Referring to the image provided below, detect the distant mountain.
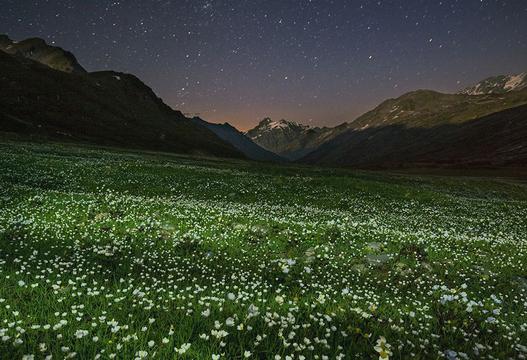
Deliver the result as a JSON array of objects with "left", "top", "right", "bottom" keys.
[
  {"left": 3, "top": 34, "right": 526, "bottom": 168},
  {"left": 341, "top": 89, "right": 527, "bottom": 129},
  {"left": 460, "top": 71, "right": 527, "bottom": 95},
  {"left": 0, "top": 35, "right": 244, "bottom": 159},
  {"left": 245, "top": 118, "right": 349, "bottom": 160},
  {"left": 191, "top": 117, "right": 284, "bottom": 162},
  {"left": 0, "top": 34, "right": 86, "bottom": 74},
  {"left": 246, "top": 71, "right": 527, "bottom": 165},
  {"left": 301, "top": 89, "right": 527, "bottom": 168}
]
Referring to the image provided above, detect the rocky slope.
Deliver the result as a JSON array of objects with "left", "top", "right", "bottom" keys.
[
  {"left": 245, "top": 118, "right": 349, "bottom": 160},
  {"left": 460, "top": 72, "right": 527, "bottom": 95},
  {"left": 0, "top": 34, "right": 86, "bottom": 74},
  {"left": 191, "top": 117, "right": 284, "bottom": 162}
]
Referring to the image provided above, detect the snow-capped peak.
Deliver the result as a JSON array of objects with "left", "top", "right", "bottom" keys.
[
  {"left": 460, "top": 71, "right": 527, "bottom": 95},
  {"left": 256, "top": 118, "right": 309, "bottom": 132},
  {"left": 269, "top": 119, "right": 298, "bottom": 130},
  {"left": 504, "top": 72, "right": 527, "bottom": 91}
]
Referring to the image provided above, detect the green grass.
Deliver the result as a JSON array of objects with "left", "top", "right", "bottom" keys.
[{"left": 0, "top": 141, "right": 526, "bottom": 359}]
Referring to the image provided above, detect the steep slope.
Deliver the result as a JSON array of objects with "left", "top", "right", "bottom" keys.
[
  {"left": 245, "top": 118, "right": 349, "bottom": 160},
  {"left": 460, "top": 72, "right": 527, "bottom": 95},
  {"left": 0, "top": 34, "right": 86, "bottom": 74},
  {"left": 301, "top": 89, "right": 527, "bottom": 168},
  {"left": 302, "top": 104, "right": 527, "bottom": 168},
  {"left": 0, "top": 37, "right": 244, "bottom": 159},
  {"left": 346, "top": 89, "right": 527, "bottom": 130},
  {"left": 191, "top": 117, "right": 285, "bottom": 162}
]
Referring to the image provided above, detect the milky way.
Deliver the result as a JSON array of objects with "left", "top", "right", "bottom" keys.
[{"left": 2, "top": 0, "right": 526, "bottom": 129}]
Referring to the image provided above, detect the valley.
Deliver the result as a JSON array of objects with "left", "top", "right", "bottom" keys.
[
  {"left": 2, "top": 1, "right": 527, "bottom": 359},
  {"left": 2, "top": 34, "right": 527, "bottom": 170}
]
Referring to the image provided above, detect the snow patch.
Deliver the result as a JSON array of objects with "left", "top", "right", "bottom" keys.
[
  {"left": 504, "top": 73, "right": 526, "bottom": 91},
  {"left": 261, "top": 119, "right": 308, "bottom": 132},
  {"left": 269, "top": 121, "right": 290, "bottom": 129},
  {"left": 470, "top": 83, "right": 484, "bottom": 95}
]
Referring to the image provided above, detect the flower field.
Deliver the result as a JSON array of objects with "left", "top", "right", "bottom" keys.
[{"left": 0, "top": 142, "right": 526, "bottom": 359}]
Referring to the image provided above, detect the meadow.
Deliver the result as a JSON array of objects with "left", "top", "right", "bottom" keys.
[{"left": 0, "top": 141, "right": 526, "bottom": 359}]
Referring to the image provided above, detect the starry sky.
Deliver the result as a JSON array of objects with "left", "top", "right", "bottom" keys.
[{"left": 2, "top": 1, "right": 527, "bottom": 130}]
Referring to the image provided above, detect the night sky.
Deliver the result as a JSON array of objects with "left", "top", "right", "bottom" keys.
[{"left": 2, "top": 1, "right": 527, "bottom": 130}]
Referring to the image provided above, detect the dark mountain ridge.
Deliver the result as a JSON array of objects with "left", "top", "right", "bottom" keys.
[
  {"left": 2, "top": 33, "right": 527, "bottom": 168},
  {"left": 0, "top": 35, "right": 244, "bottom": 159},
  {"left": 0, "top": 34, "right": 86, "bottom": 74}
]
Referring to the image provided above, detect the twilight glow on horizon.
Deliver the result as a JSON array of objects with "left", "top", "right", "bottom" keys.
[{"left": 2, "top": 0, "right": 527, "bottom": 130}]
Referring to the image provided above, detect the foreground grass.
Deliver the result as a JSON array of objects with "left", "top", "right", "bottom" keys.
[{"left": 0, "top": 141, "right": 526, "bottom": 359}]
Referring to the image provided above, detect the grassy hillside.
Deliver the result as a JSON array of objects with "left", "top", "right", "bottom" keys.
[
  {"left": 302, "top": 104, "right": 527, "bottom": 168},
  {"left": 302, "top": 88, "right": 527, "bottom": 168},
  {"left": 348, "top": 89, "right": 527, "bottom": 129},
  {"left": 1, "top": 141, "right": 526, "bottom": 359}
]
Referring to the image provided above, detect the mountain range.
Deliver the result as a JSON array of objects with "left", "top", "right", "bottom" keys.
[
  {"left": 459, "top": 72, "right": 527, "bottom": 95},
  {"left": 244, "top": 118, "right": 350, "bottom": 161},
  {"left": 1, "top": 34, "right": 526, "bottom": 169},
  {"left": 246, "top": 72, "right": 527, "bottom": 168},
  {"left": 0, "top": 34, "right": 247, "bottom": 159},
  {"left": 302, "top": 100, "right": 527, "bottom": 168}
]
